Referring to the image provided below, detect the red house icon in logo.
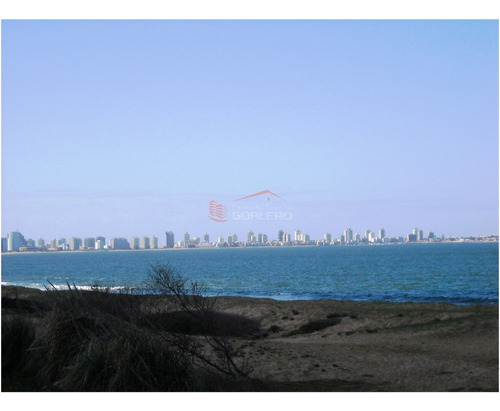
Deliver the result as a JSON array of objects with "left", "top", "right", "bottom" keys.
[{"left": 208, "top": 200, "right": 228, "bottom": 222}]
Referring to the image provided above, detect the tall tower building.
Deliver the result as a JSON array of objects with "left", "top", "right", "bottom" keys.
[
  {"left": 84, "top": 237, "right": 96, "bottom": 249},
  {"left": 294, "top": 229, "right": 302, "bottom": 242},
  {"left": 165, "top": 231, "right": 175, "bottom": 248},
  {"left": 324, "top": 233, "right": 332, "bottom": 244},
  {"left": 278, "top": 229, "right": 284, "bottom": 242},
  {"left": 95, "top": 236, "right": 105, "bottom": 246},
  {"left": 379, "top": 228, "right": 385, "bottom": 240},
  {"left": 203, "top": 232, "right": 210, "bottom": 243},
  {"left": 150, "top": 236, "right": 158, "bottom": 249},
  {"left": 7, "top": 231, "right": 26, "bottom": 251},
  {"left": 69, "top": 237, "right": 82, "bottom": 251},
  {"left": 111, "top": 238, "right": 130, "bottom": 250},
  {"left": 130, "top": 236, "right": 139, "bottom": 250},
  {"left": 344, "top": 228, "right": 353, "bottom": 244},
  {"left": 184, "top": 232, "right": 190, "bottom": 247},
  {"left": 140, "top": 236, "right": 150, "bottom": 249},
  {"left": 247, "top": 230, "right": 254, "bottom": 243}
]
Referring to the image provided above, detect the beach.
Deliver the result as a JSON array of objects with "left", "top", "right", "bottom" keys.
[{"left": 2, "top": 285, "right": 498, "bottom": 391}]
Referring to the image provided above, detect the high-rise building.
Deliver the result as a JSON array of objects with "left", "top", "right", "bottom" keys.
[
  {"left": 283, "top": 233, "right": 290, "bottom": 243},
  {"left": 227, "top": 235, "right": 233, "bottom": 245},
  {"left": 203, "top": 232, "right": 210, "bottom": 243},
  {"left": 38, "top": 238, "right": 46, "bottom": 248},
  {"left": 262, "top": 234, "right": 268, "bottom": 243},
  {"left": 95, "top": 236, "right": 105, "bottom": 246},
  {"left": 354, "top": 233, "right": 361, "bottom": 243},
  {"left": 111, "top": 238, "right": 130, "bottom": 250},
  {"left": 50, "top": 238, "right": 58, "bottom": 249},
  {"left": 340, "top": 234, "right": 346, "bottom": 245},
  {"left": 84, "top": 237, "right": 96, "bottom": 249},
  {"left": 278, "top": 229, "right": 284, "bottom": 242},
  {"left": 344, "top": 228, "right": 353, "bottom": 244},
  {"left": 165, "top": 231, "right": 175, "bottom": 248},
  {"left": 150, "top": 236, "right": 158, "bottom": 249},
  {"left": 324, "top": 233, "right": 332, "bottom": 244},
  {"left": 379, "top": 228, "right": 385, "bottom": 240},
  {"left": 184, "top": 232, "right": 190, "bottom": 248},
  {"left": 247, "top": 230, "right": 254, "bottom": 243},
  {"left": 7, "top": 231, "right": 26, "bottom": 251},
  {"left": 417, "top": 230, "right": 424, "bottom": 241},
  {"left": 232, "top": 233, "right": 238, "bottom": 243},
  {"left": 58, "top": 238, "right": 67, "bottom": 247},
  {"left": 365, "top": 229, "right": 371, "bottom": 240},
  {"left": 294, "top": 229, "right": 302, "bottom": 242},
  {"left": 69, "top": 237, "right": 82, "bottom": 251},
  {"left": 140, "top": 236, "right": 150, "bottom": 249},
  {"left": 130, "top": 236, "right": 139, "bottom": 249},
  {"left": 407, "top": 234, "right": 417, "bottom": 243},
  {"left": 2, "top": 237, "right": 8, "bottom": 251},
  {"left": 428, "top": 231, "right": 435, "bottom": 240}
]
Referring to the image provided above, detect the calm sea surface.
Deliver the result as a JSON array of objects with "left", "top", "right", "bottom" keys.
[{"left": 1, "top": 243, "right": 498, "bottom": 305}]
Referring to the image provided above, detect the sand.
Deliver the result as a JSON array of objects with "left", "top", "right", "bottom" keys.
[{"left": 2, "top": 286, "right": 498, "bottom": 391}]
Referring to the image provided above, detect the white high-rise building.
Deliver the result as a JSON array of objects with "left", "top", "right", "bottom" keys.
[
  {"left": 140, "top": 236, "right": 150, "bottom": 249},
  {"left": 150, "top": 236, "right": 158, "bottom": 249},
  {"left": 247, "top": 230, "right": 254, "bottom": 243},
  {"left": 294, "top": 229, "right": 302, "bottom": 242},
  {"left": 344, "top": 228, "right": 353, "bottom": 243}
]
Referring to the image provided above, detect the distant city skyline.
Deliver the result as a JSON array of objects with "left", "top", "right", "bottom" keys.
[
  {"left": 2, "top": 20, "right": 498, "bottom": 240},
  {"left": 3, "top": 224, "right": 498, "bottom": 252}
]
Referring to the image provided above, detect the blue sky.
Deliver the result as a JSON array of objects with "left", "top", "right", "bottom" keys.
[{"left": 1, "top": 20, "right": 498, "bottom": 242}]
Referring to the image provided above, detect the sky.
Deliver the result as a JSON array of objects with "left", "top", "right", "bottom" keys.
[{"left": 1, "top": 19, "right": 498, "bottom": 243}]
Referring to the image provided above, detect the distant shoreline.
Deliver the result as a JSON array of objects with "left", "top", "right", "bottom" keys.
[{"left": 2, "top": 238, "right": 498, "bottom": 255}]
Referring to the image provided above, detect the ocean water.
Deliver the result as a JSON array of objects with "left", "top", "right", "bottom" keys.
[{"left": 1, "top": 242, "right": 498, "bottom": 305}]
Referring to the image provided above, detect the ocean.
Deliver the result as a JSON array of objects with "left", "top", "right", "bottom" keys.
[{"left": 1, "top": 242, "right": 498, "bottom": 305}]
